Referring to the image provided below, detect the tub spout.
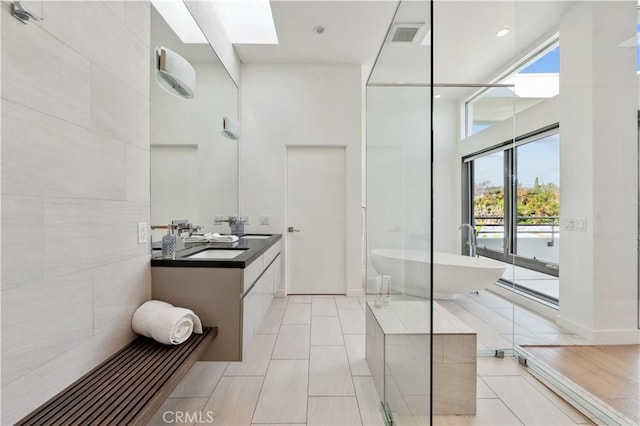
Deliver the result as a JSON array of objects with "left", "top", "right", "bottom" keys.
[{"left": 459, "top": 224, "right": 478, "bottom": 257}]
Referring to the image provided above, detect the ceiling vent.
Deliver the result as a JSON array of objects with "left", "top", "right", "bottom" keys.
[{"left": 387, "top": 23, "right": 426, "bottom": 44}]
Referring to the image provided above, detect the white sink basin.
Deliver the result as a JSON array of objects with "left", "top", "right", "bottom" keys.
[
  {"left": 241, "top": 235, "right": 270, "bottom": 240},
  {"left": 186, "top": 249, "right": 247, "bottom": 259}
]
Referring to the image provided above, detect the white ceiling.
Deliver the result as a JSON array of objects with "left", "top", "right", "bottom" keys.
[
  {"left": 369, "top": 1, "right": 574, "bottom": 99},
  {"left": 233, "top": 0, "right": 399, "bottom": 69},
  {"left": 231, "top": 0, "right": 574, "bottom": 101}
]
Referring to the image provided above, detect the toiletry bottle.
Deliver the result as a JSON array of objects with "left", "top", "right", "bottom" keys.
[
  {"left": 374, "top": 275, "right": 383, "bottom": 308},
  {"left": 383, "top": 275, "right": 391, "bottom": 305},
  {"left": 162, "top": 225, "right": 177, "bottom": 260}
]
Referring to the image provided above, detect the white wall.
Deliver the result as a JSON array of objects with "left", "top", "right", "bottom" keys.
[
  {"left": 455, "top": 1, "right": 639, "bottom": 344},
  {"left": 557, "top": 1, "right": 639, "bottom": 344},
  {"left": 240, "top": 65, "right": 363, "bottom": 296},
  {"left": 1, "top": 2, "right": 151, "bottom": 422}
]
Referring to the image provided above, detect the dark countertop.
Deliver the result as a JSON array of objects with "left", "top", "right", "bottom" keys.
[{"left": 151, "top": 234, "right": 282, "bottom": 268}]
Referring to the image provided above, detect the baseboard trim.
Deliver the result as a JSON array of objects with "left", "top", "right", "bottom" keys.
[
  {"left": 555, "top": 316, "right": 640, "bottom": 344},
  {"left": 346, "top": 288, "right": 365, "bottom": 297}
]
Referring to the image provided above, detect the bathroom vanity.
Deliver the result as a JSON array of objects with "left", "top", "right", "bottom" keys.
[{"left": 151, "top": 234, "right": 282, "bottom": 361}]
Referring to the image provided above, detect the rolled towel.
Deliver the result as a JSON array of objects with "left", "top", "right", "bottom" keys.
[{"left": 132, "top": 300, "right": 203, "bottom": 345}]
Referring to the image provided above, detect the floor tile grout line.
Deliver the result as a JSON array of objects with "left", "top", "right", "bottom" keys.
[
  {"left": 304, "top": 294, "right": 318, "bottom": 424},
  {"left": 250, "top": 296, "right": 287, "bottom": 425},
  {"left": 341, "top": 318, "right": 365, "bottom": 425}
]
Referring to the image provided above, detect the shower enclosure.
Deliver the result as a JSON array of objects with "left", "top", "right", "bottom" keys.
[{"left": 364, "top": 1, "right": 520, "bottom": 423}]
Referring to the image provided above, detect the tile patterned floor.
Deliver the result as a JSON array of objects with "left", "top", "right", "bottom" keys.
[
  {"left": 149, "top": 295, "right": 591, "bottom": 425},
  {"left": 439, "top": 290, "right": 588, "bottom": 353}
]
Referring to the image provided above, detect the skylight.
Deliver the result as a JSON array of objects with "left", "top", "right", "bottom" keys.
[
  {"left": 151, "top": 0, "right": 208, "bottom": 44},
  {"left": 465, "top": 41, "right": 560, "bottom": 137},
  {"left": 211, "top": 0, "right": 279, "bottom": 45}
]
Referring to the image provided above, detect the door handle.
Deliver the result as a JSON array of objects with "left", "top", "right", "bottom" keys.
[{"left": 288, "top": 227, "right": 300, "bottom": 233}]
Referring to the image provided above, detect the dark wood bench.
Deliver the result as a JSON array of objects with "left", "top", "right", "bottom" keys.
[{"left": 16, "top": 327, "right": 217, "bottom": 426}]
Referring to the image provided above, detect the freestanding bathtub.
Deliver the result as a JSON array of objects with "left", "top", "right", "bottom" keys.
[{"left": 370, "top": 248, "right": 507, "bottom": 299}]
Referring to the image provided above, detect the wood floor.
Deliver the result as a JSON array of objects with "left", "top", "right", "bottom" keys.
[{"left": 522, "top": 345, "right": 640, "bottom": 424}]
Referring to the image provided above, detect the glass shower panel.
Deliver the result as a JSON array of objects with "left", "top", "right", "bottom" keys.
[
  {"left": 366, "top": 1, "right": 433, "bottom": 424},
  {"left": 366, "top": 84, "right": 433, "bottom": 425},
  {"left": 436, "top": 84, "right": 516, "bottom": 360}
]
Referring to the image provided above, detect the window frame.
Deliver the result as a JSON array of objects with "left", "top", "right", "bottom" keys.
[{"left": 463, "top": 124, "right": 560, "bottom": 278}]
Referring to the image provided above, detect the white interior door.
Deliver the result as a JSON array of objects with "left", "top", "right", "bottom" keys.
[{"left": 286, "top": 146, "right": 346, "bottom": 294}]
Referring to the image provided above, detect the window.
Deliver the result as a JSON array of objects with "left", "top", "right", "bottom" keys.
[
  {"left": 515, "top": 134, "right": 560, "bottom": 264},
  {"left": 465, "top": 42, "right": 559, "bottom": 137},
  {"left": 473, "top": 152, "right": 505, "bottom": 254},
  {"left": 464, "top": 127, "right": 560, "bottom": 302}
]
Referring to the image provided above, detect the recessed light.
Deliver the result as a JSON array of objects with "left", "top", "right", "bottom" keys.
[
  {"left": 313, "top": 25, "right": 325, "bottom": 35},
  {"left": 434, "top": 94, "right": 441, "bottom": 99},
  {"left": 496, "top": 28, "right": 510, "bottom": 38}
]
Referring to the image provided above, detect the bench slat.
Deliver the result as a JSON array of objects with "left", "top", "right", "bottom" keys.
[
  {"left": 86, "top": 335, "right": 198, "bottom": 425},
  {"left": 16, "top": 327, "right": 217, "bottom": 426},
  {"left": 40, "top": 340, "right": 160, "bottom": 425},
  {"left": 64, "top": 340, "right": 188, "bottom": 425},
  {"left": 116, "top": 333, "right": 209, "bottom": 425},
  {"left": 27, "top": 338, "right": 161, "bottom": 426}
]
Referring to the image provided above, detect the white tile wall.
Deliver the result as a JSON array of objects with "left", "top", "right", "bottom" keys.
[
  {"left": 104, "top": 1, "right": 126, "bottom": 21},
  {"left": 91, "top": 65, "right": 150, "bottom": 149},
  {"left": 42, "top": 1, "right": 149, "bottom": 97},
  {"left": 124, "top": 0, "right": 151, "bottom": 47},
  {"left": 126, "top": 144, "right": 151, "bottom": 202},
  {"left": 43, "top": 198, "right": 149, "bottom": 279},
  {"left": 1, "top": 1, "right": 151, "bottom": 423},
  {"left": 2, "top": 271, "right": 94, "bottom": 386},
  {"left": 1, "top": 195, "right": 44, "bottom": 290},
  {"left": 92, "top": 255, "right": 151, "bottom": 333},
  {"left": 2, "top": 100, "right": 127, "bottom": 200},
  {"left": 1, "top": 9, "right": 91, "bottom": 127}
]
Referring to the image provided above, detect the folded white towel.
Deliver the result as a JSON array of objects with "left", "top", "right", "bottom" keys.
[
  {"left": 210, "top": 232, "right": 239, "bottom": 243},
  {"left": 183, "top": 232, "right": 239, "bottom": 243},
  {"left": 132, "top": 300, "right": 203, "bottom": 345}
]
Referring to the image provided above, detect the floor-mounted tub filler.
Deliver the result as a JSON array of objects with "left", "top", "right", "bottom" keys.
[{"left": 370, "top": 248, "right": 507, "bottom": 299}]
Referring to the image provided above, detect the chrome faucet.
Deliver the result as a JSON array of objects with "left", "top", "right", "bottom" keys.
[{"left": 459, "top": 223, "right": 478, "bottom": 257}]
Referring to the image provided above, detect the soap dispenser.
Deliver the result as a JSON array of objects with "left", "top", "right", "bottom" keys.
[{"left": 161, "top": 225, "right": 177, "bottom": 259}]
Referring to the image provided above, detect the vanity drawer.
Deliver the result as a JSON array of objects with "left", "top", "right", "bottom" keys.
[
  {"left": 242, "top": 255, "right": 264, "bottom": 293},
  {"left": 263, "top": 241, "right": 281, "bottom": 266}
]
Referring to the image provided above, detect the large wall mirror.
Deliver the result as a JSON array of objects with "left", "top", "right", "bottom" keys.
[{"left": 150, "top": 4, "right": 239, "bottom": 242}]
